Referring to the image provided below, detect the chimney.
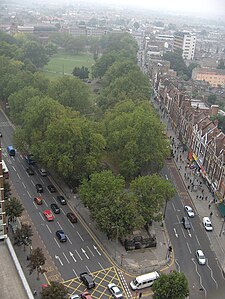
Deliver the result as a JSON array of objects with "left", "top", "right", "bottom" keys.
[{"left": 210, "top": 105, "right": 219, "bottom": 117}]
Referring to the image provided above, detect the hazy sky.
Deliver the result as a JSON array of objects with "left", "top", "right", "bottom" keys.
[{"left": 92, "top": 0, "right": 225, "bottom": 16}]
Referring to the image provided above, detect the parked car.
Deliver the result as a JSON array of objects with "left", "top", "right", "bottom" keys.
[
  {"left": 67, "top": 212, "right": 77, "bottom": 223},
  {"left": 196, "top": 250, "right": 206, "bottom": 265},
  {"left": 26, "top": 167, "right": 35, "bottom": 175},
  {"left": 43, "top": 210, "right": 54, "bottom": 221},
  {"left": 39, "top": 168, "right": 47, "bottom": 176},
  {"left": 36, "top": 183, "right": 43, "bottom": 193},
  {"left": 70, "top": 295, "right": 79, "bottom": 299},
  {"left": 0, "top": 132, "right": 2, "bottom": 137},
  {"left": 202, "top": 217, "right": 213, "bottom": 231},
  {"left": 34, "top": 197, "right": 42, "bottom": 205},
  {"left": 57, "top": 195, "right": 67, "bottom": 205},
  {"left": 51, "top": 203, "right": 60, "bottom": 214},
  {"left": 80, "top": 292, "right": 92, "bottom": 299},
  {"left": 108, "top": 283, "right": 123, "bottom": 298},
  {"left": 182, "top": 217, "right": 191, "bottom": 229},
  {"left": 47, "top": 184, "right": 56, "bottom": 193},
  {"left": 80, "top": 272, "right": 95, "bottom": 289},
  {"left": 56, "top": 230, "right": 67, "bottom": 242},
  {"left": 184, "top": 205, "right": 194, "bottom": 217}
]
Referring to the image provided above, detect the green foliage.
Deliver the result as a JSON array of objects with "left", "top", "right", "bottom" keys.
[
  {"left": 92, "top": 51, "right": 119, "bottom": 78},
  {"left": 130, "top": 175, "right": 176, "bottom": 223},
  {"left": 208, "top": 94, "right": 217, "bottom": 104},
  {"left": 72, "top": 66, "right": 89, "bottom": 79},
  {"left": 103, "top": 100, "right": 170, "bottom": 180},
  {"left": 41, "top": 281, "right": 68, "bottom": 299},
  {"left": 5, "top": 197, "right": 24, "bottom": 221},
  {"left": 22, "top": 41, "right": 49, "bottom": 68},
  {"left": 48, "top": 76, "right": 91, "bottom": 113},
  {"left": 163, "top": 51, "right": 189, "bottom": 78},
  {"left": 27, "top": 247, "right": 46, "bottom": 280},
  {"left": 0, "top": 41, "right": 22, "bottom": 59},
  {"left": 14, "top": 223, "right": 33, "bottom": 250},
  {"left": 79, "top": 170, "right": 144, "bottom": 239},
  {"left": 45, "top": 42, "right": 58, "bottom": 56},
  {"left": 152, "top": 271, "right": 189, "bottom": 299}
]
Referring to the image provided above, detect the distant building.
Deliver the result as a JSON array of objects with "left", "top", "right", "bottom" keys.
[
  {"left": 173, "top": 32, "right": 196, "bottom": 60},
  {"left": 192, "top": 68, "right": 225, "bottom": 87}
]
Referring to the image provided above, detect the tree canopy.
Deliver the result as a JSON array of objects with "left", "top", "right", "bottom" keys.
[{"left": 41, "top": 281, "right": 68, "bottom": 299}]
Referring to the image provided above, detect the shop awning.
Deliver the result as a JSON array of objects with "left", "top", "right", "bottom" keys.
[{"left": 217, "top": 203, "right": 225, "bottom": 217}]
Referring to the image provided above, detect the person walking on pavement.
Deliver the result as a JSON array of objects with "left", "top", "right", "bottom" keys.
[
  {"left": 210, "top": 212, "right": 213, "bottom": 218},
  {"left": 208, "top": 204, "right": 211, "bottom": 209},
  {"left": 33, "top": 289, "right": 37, "bottom": 296}
]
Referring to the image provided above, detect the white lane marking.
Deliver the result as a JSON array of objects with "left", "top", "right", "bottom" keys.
[
  {"left": 33, "top": 201, "right": 38, "bottom": 209},
  {"left": 216, "top": 259, "right": 225, "bottom": 280},
  {"left": 43, "top": 199, "right": 48, "bottom": 207},
  {"left": 85, "top": 265, "right": 91, "bottom": 273},
  {"left": 206, "top": 260, "right": 218, "bottom": 288},
  {"left": 46, "top": 225, "right": 52, "bottom": 234},
  {"left": 77, "top": 231, "right": 84, "bottom": 241},
  {"left": 175, "top": 259, "right": 181, "bottom": 272},
  {"left": 176, "top": 215, "right": 180, "bottom": 222},
  {"left": 68, "top": 220, "right": 75, "bottom": 228},
  {"left": 173, "top": 228, "right": 178, "bottom": 238},
  {"left": 67, "top": 236, "right": 72, "bottom": 245},
  {"left": 31, "top": 180, "right": 35, "bottom": 186},
  {"left": 22, "top": 182, "right": 26, "bottom": 189},
  {"left": 52, "top": 196, "right": 57, "bottom": 203},
  {"left": 39, "top": 212, "right": 45, "bottom": 221},
  {"left": 72, "top": 269, "right": 78, "bottom": 277},
  {"left": 195, "top": 235, "right": 201, "bottom": 246},
  {"left": 70, "top": 251, "right": 77, "bottom": 263},
  {"left": 21, "top": 164, "right": 25, "bottom": 170},
  {"left": 87, "top": 246, "right": 95, "bottom": 256},
  {"left": 17, "top": 173, "right": 21, "bottom": 180},
  {"left": 27, "top": 191, "right": 31, "bottom": 198},
  {"left": 81, "top": 248, "right": 89, "bottom": 259},
  {"left": 55, "top": 255, "right": 63, "bottom": 266},
  {"left": 93, "top": 245, "right": 101, "bottom": 256},
  {"left": 118, "top": 271, "right": 132, "bottom": 299},
  {"left": 63, "top": 252, "right": 70, "bottom": 264},
  {"left": 61, "top": 209, "right": 66, "bottom": 216},
  {"left": 98, "top": 262, "right": 104, "bottom": 271},
  {"left": 57, "top": 221, "right": 63, "bottom": 230},
  {"left": 54, "top": 238, "right": 61, "bottom": 248},
  {"left": 186, "top": 242, "right": 192, "bottom": 254},
  {"left": 192, "top": 258, "right": 207, "bottom": 297},
  {"left": 75, "top": 249, "right": 83, "bottom": 261},
  {"left": 188, "top": 230, "right": 192, "bottom": 237},
  {"left": 181, "top": 228, "right": 186, "bottom": 238},
  {"left": 172, "top": 202, "right": 176, "bottom": 211},
  {"left": 12, "top": 166, "right": 16, "bottom": 172}
]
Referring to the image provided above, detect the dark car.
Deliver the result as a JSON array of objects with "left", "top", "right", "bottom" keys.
[
  {"left": 47, "top": 185, "right": 56, "bottom": 193},
  {"left": 57, "top": 195, "right": 67, "bottom": 205},
  {"left": 67, "top": 212, "right": 77, "bottom": 223},
  {"left": 182, "top": 217, "right": 191, "bottom": 229},
  {"left": 0, "top": 132, "right": 2, "bottom": 137},
  {"left": 36, "top": 183, "right": 43, "bottom": 193},
  {"left": 56, "top": 230, "right": 67, "bottom": 242},
  {"left": 80, "top": 272, "right": 95, "bottom": 289},
  {"left": 26, "top": 167, "right": 35, "bottom": 175},
  {"left": 51, "top": 203, "right": 60, "bottom": 214}
]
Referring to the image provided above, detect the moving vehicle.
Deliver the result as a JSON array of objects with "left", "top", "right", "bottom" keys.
[
  {"left": 80, "top": 292, "right": 92, "bottom": 299},
  {"left": 203, "top": 217, "right": 213, "bottom": 231},
  {"left": 57, "top": 195, "right": 67, "bottom": 205},
  {"left": 36, "top": 184, "right": 43, "bottom": 193},
  {"left": 80, "top": 272, "right": 95, "bottom": 289},
  {"left": 67, "top": 212, "right": 77, "bottom": 223},
  {"left": 26, "top": 167, "right": 35, "bottom": 175},
  {"left": 43, "top": 210, "right": 54, "bottom": 221},
  {"left": 47, "top": 185, "right": 56, "bottom": 193},
  {"left": 39, "top": 168, "right": 47, "bottom": 177},
  {"left": 70, "top": 295, "right": 79, "bottom": 299},
  {"left": 56, "top": 230, "right": 67, "bottom": 242},
  {"left": 108, "top": 283, "right": 123, "bottom": 298},
  {"left": 51, "top": 203, "right": 60, "bottom": 214},
  {"left": 130, "top": 271, "right": 160, "bottom": 290},
  {"left": 2, "top": 160, "right": 9, "bottom": 179},
  {"left": 24, "top": 154, "right": 36, "bottom": 165},
  {"left": 196, "top": 250, "right": 206, "bottom": 265},
  {"left": 7, "top": 145, "right": 15, "bottom": 156},
  {"left": 184, "top": 205, "right": 194, "bottom": 217},
  {"left": 34, "top": 197, "right": 43, "bottom": 205},
  {"left": 182, "top": 217, "right": 191, "bottom": 229}
]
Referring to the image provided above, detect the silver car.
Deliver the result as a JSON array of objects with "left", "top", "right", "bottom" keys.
[
  {"left": 184, "top": 205, "right": 195, "bottom": 217},
  {"left": 108, "top": 283, "right": 123, "bottom": 299},
  {"left": 196, "top": 250, "right": 206, "bottom": 265}
]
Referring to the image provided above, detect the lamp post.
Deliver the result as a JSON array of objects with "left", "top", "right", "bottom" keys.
[{"left": 219, "top": 217, "right": 225, "bottom": 237}]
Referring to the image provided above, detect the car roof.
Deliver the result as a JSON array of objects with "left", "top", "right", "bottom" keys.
[
  {"left": 203, "top": 217, "right": 211, "bottom": 222},
  {"left": 44, "top": 210, "right": 52, "bottom": 214},
  {"left": 197, "top": 249, "right": 204, "bottom": 254}
]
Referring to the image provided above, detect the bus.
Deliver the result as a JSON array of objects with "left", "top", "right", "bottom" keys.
[
  {"left": 2, "top": 160, "right": 9, "bottom": 179},
  {"left": 7, "top": 145, "right": 15, "bottom": 156}
]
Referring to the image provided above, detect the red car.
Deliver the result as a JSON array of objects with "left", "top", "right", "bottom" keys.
[
  {"left": 43, "top": 210, "right": 54, "bottom": 221},
  {"left": 80, "top": 292, "right": 92, "bottom": 299},
  {"left": 34, "top": 197, "right": 43, "bottom": 205}
]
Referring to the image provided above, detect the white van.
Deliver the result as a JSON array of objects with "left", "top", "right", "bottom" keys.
[{"left": 130, "top": 271, "right": 160, "bottom": 290}]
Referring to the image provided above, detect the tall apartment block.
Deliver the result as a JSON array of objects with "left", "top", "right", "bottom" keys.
[
  {"left": 173, "top": 32, "right": 196, "bottom": 60},
  {"left": 0, "top": 142, "right": 7, "bottom": 240}
]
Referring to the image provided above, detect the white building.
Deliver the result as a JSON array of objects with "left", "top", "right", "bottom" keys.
[{"left": 173, "top": 32, "right": 196, "bottom": 60}]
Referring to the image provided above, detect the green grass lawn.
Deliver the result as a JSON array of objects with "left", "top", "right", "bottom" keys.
[{"left": 43, "top": 51, "right": 94, "bottom": 77}]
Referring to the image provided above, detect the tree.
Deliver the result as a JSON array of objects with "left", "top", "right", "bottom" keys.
[
  {"left": 163, "top": 51, "right": 189, "bottom": 78},
  {"left": 14, "top": 223, "right": 33, "bottom": 251},
  {"left": 79, "top": 170, "right": 144, "bottom": 239},
  {"left": 208, "top": 94, "right": 217, "bottom": 105},
  {"left": 45, "top": 42, "right": 58, "bottom": 57},
  {"left": 5, "top": 197, "right": 24, "bottom": 222},
  {"left": 72, "top": 66, "right": 89, "bottom": 79},
  {"left": 22, "top": 41, "right": 49, "bottom": 68},
  {"left": 130, "top": 175, "right": 176, "bottom": 224},
  {"left": 27, "top": 247, "right": 46, "bottom": 280},
  {"left": 41, "top": 281, "right": 67, "bottom": 299},
  {"left": 152, "top": 271, "right": 189, "bottom": 299}
]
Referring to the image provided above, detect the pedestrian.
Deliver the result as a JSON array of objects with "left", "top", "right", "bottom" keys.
[
  {"left": 190, "top": 179, "right": 192, "bottom": 183},
  {"left": 205, "top": 196, "right": 208, "bottom": 201},
  {"left": 33, "top": 289, "right": 37, "bottom": 296},
  {"left": 188, "top": 185, "right": 190, "bottom": 190},
  {"left": 202, "top": 189, "right": 204, "bottom": 194},
  {"left": 210, "top": 212, "right": 213, "bottom": 218},
  {"left": 199, "top": 195, "right": 201, "bottom": 200},
  {"left": 196, "top": 195, "right": 198, "bottom": 199},
  {"left": 208, "top": 204, "right": 211, "bottom": 209}
]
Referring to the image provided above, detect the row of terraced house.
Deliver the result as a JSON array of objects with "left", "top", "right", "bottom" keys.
[{"left": 154, "top": 73, "right": 225, "bottom": 205}]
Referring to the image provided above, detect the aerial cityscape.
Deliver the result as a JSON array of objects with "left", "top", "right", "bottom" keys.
[{"left": 0, "top": 0, "right": 225, "bottom": 299}]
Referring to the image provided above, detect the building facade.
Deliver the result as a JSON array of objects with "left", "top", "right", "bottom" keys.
[
  {"left": 192, "top": 68, "right": 225, "bottom": 87},
  {"left": 173, "top": 32, "right": 196, "bottom": 60}
]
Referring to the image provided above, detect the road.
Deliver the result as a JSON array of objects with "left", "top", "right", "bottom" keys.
[
  {"left": 0, "top": 111, "right": 131, "bottom": 299},
  {"left": 163, "top": 160, "right": 225, "bottom": 299}
]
